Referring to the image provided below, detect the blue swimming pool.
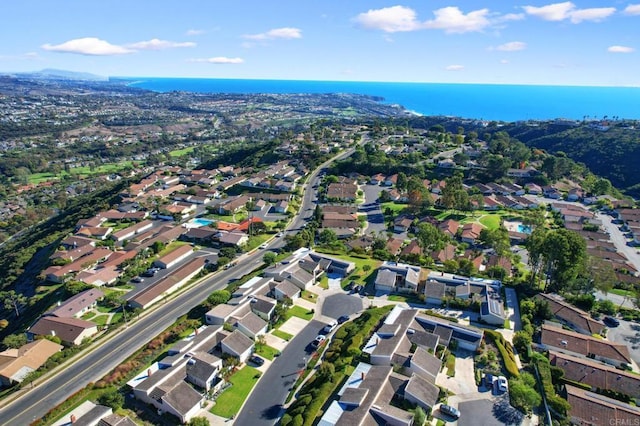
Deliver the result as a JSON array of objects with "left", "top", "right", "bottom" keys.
[
  {"left": 517, "top": 224, "right": 533, "bottom": 234},
  {"left": 190, "top": 218, "right": 215, "bottom": 227}
]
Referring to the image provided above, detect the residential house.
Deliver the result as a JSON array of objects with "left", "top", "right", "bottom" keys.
[
  {"left": 539, "top": 324, "right": 632, "bottom": 368},
  {"left": 326, "top": 182, "right": 358, "bottom": 202},
  {"left": 424, "top": 281, "right": 446, "bottom": 305},
  {"left": 27, "top": 316, "right": 98, "bottom": 346},
  {"left": 566, "top": 385, "right": 640, "bottom": 426},
  {"left": 535, "top": 293, "right": 605, "bottom": 336},
  {"left": 48, "top": 288, "right": 104, "bottom": 318},
  {"left": 393, "top": 216, "right": 414, "bottom": 234},
  {"left": 0, "top": 339, "right": 63, "bottom": 386},
  {"left": 153, "top": 245, "right": 193, "bottom": 269},
  {"left": 524, "top": 183, "right": 542, "bottom": 194},
  {"left": 273, "top": 279, "right": 301, "bottom": 301},
  {"left": 438, "top": 219, "right": 459, "bottom": 238},
  {"left": 480, "top": 291, "right": 506, "bottom": 325},
  {"left": 274, "top": 200, "right": 289, "bottom": 214},
  {"left": 220, "top": 330, "right": 254, "bottom": 362},
  {"left": 373, "top": 262, "right": 421, "bottom": 293},
  {"left": 460, "top": 223, "right": 484, "bottom": 245}
]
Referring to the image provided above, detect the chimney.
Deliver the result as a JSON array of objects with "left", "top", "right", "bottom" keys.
[
  {"left": 147, "top": 369, "right": 152, "bottom": 377},
  {"left": 50, "top": 330, "right": 56, "bottom": 337},
  {"left": 361, "top": 372, "right": 366, "bottom": 380},
  {"left": 70, "top": 414, "right": 76, "bottom": 424}
]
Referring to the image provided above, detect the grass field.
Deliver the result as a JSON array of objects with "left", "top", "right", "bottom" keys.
[
  {"left": 445, "top": 353, "right": 456, "bottom": 377},
  {"left": 27, "top": 162, "right": 134, "bottom": 184},
  {"left": 272, "top": 329, "right": 293, "bottom": 341},
  {"left": 479, "top": 214, "right": 501, "bottom": 230},
  {"left": 255, "top": 344, "right": 280, "bottom": 360},
  {"left": 301, "top": 290, "right": 317, "bottom": 303},
  {"left": 169, "top": 146, "right": 195, "bottom": 157},
  {"left": 381, "top": 202, "right": 409, "bottom": 215},
  {"left": 610, "top": 288, "right": 635, "bottom": 297},
  {"left": 287, "top": 305, "right": 314, "bottom": 321},
  {"left": 210, "top": 366, "right": 260, "bottom": 417}
]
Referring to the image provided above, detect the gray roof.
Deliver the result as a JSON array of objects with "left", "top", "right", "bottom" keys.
[
  {"left": 98, "top": 414, "right": 138, "bottom": 426},
  {"left": 73, "top": 404, "right": 112, "bottom": 426},
  {"left": 186, "top": 352, "right": 220, "bottom": 383},
  {"left": 222, "top": 330, "right": 254, "bottom": 356},
  {"left": 275, "top": 279, "right": 301, "bottom": 298},
  {"left": 405, "top": 373, "right": 439, "bottom": 408},
  {"left": 251, "top": 296, "right": 276, "bottom": 316},
  {"left": 49, "top": 288, "right": 104, "bottom": 318},
  {"left": 425, "top": 281, "right": 446, "bottom": 299},
  {"left": 340, "top": 387, "right": 369, "bottom": 406},
  {"left": 237, "top": 312, "right": 267, "bottom": 334},
  {"left": 162, "top": 381, "right": 203, "bottom": 417},
  {"left": 408, "top": 330, "right": 439, "bottom": 352},
  {"left": 411, "top": 347, "right": 442, "bottom": 379},
  {"left": 375, "top": 268, "right": 397, "bottom": 287}
]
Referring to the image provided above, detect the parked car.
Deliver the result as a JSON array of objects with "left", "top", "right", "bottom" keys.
[
  {"left": 484, "top": 373, "right": 496, "bottom": 387},
  {"left": 323, "top": 321, "right": 337, "bottom": 333},
  {"left": 250, "top": 355, "right": 264, "bottom": 366},
  {"left": 275, "top": 232, "right": 283, "bottom": 237},
  {"left": 131, "top": 276, "right": 144, "bottom": 283},
  {"left": 497, "top": 376, "right": 508, "bottom": 392},
  {"left": 259, "top": 242, "right": 268, "bottom": 249},
  {"left": 440, "top": 404, "right": 461, "bottom": 419},
  {"left": 337, "top": 315, "right": 350, "bottom": 324},
  {"left": 604, "top": 316, "right": 620, "bottom": 327},
  {"left": 311, "top": 335, "right": 326, "bottom": 348}
]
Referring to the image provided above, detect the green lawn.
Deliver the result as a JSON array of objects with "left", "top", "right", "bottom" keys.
[
  {"left": 272, "top": 329, "right": 293, "bottom": 341},
  {"left": 610, "top": 288, "right": 635, "bottom": 297},
  {"left": 210, "top": 366, "right": 261, "bottom": 417},
  {"left": 28, "top": 162, "right": 134, "bottom": 184},
  {"left": 245, "top": 234, "right": 271, "bottom": 251},
  {"left": 318, "top": 275, "right": 329, "bottom": 290},
  {"left": 256, "top": 344, "right": 280, "bottom": 360},
  {"left": 81, "top": 312, "right": 96, "bottom": 321},
  {"left": 169, "top": 146, "right": 195, "bottom": 157},
  {"left": 388, "top": 294, "right": 424, "bottom": 304},
  {"left": 479, "top": 214, "right": 501, "bottom": 230},
  {"left": 445, "top": 353, "right": 456, "bottom": 377},
  {"left": 156, "top": 241, "right": 190, "bottom": 257},
  {"left": 92, "top": 315, "right": 110, "bottom": 326},
  {"left": 287, "top": 305, "right": 314, "bottom": 321},
  {"left": 381, "top": 202, "right": 409, "bottom": 215},
  {"left": 301, "top": 290, "right": 317, "bottom": 304}
]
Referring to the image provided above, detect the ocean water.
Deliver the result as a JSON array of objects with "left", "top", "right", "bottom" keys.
[{"left": 125, "top": 78, "right": 640, "bottom": 122}]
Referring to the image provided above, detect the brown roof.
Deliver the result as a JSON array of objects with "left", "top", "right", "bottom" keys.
[
  {"left": 0, "top": 339, "right": 62, "bottom": 383},
  {"left": 536, "top": 293, "right": 605, "bottom": 335},
  {"left": 128, "top": 257, "right": 206, "bottom": 309},
  {"left": 29, "top": 316, "right": 97, "bottom": 344},
  {"left": 460, "top": 223, "right": 484, "bottom": 240},
  {"left": 550, "top": 351, "right": 640, "bottom": 397},
  {"left": 566, "top": 385, "right": 640, "bottom": 426},
  {"left": 438, "top": 219, "right": 459, "bottom": 237},
  {"left": 156, "top": 244, "right": 193, "bottom": 266},
  {"left": 386, "top": 237, "right": 404, "bottom": 255},
  {"left": 541, "top": 324, "right": 631, "bottom": 364},
  {"left": 326, "top": 182, "right": 358, "bottom": 200}
]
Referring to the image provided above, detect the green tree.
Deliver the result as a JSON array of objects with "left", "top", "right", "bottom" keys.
[
  {"left": 2, "top": 290, "right": 27, "bottom": 317},
  {"left": 98, "top": 388, "right": 124, "bottom": 410},
  {"left": 413, "top": 406, "right": 426, "bottom": 426},
  {"left": 509, "top": 376, "right": 542, "bottom": 413},
  {"left": 2, "top": 333, "right": 27, "bottom": 349},
  {"left": 207, "top": 290, "right": 231, "bottom": 307},
  {"left": 263, "top": 251, "right": 277, "bottom": 265},
  {"left": 318, "top": 229, "right": 338, "bottom": 245},
  {"left": 416, "top": 222, "right": 447, "bottom": 254}
]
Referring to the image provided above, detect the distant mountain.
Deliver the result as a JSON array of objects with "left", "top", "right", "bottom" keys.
[{"left": 14, "top": 69, "right": 108, "bottom": 81}]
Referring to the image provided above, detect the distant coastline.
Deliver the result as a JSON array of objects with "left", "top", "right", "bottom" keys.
[{"left": 119, "top": 77, "right": 640, "bottom": 122}]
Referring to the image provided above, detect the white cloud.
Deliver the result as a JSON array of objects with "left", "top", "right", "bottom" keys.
[
  {"left": 568, "top": 7, "right": 616, "bottom": 23},
  {"left": 126, "top": 39, "right": 196, "bottom": 50},
  {"left": 353, "top": 5, "right": 422, "bottom": 32},
  {"left": 523, "top": 2, "right": 615, "bottom": 23},
  {"left": 424, "top": 7, "right": 491, "bottom": 33},
  {"left": 445, "top": 64, "right": 464, "bottom": 71},
  {"left": 496, "top": 41, "right": 527, "bottom": 51},
  {"left": 523, "top": 2, "right": 575, "bottom": 21},
  {"left": 608, "top": 45, "right": 635, "bottom": 53},
  {"left": 500, "top": 59, "right": 510, "bottom": 64},
  {"left": 624, "top": 4, "right": 640, "bottom": 15},
  {"left": 353, "top": 5, "right": 516, "bottom": 34},
  {"left": 189, "top": 57, "right": 244, "bottom": 64},
  {"left": 243, "top": 27, "right": 302, "bottom": 40},
  {"left": 42, "top": 37, "right": 133, "bottom": 55},
  {"left": 186, "top": 29, "right": 205, "bottom": 36}
]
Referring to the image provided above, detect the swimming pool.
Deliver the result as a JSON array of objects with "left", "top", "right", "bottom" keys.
[
  {"left": 517, "top": 224, "right": 533, "bottom": 234},
  {"left": 189, "top": 218, "right": 215, "bottom": 227}
]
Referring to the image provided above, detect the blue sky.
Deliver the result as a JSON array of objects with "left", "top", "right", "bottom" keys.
[{"left": 1, "top": 1, "right": 639, "bottom": 86}]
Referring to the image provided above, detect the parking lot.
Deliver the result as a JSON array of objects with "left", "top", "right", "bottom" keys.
[{"left": 606, "top": 318, "right": 640, "bottom": 365}]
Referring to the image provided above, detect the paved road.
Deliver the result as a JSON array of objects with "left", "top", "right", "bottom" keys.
[
  {"left": 504, "top": 288, "right": 522, "bottom": 332},
  {"left": 0, "top": 252, "right": 264, "bottom": 425},
  {"left": 234, "top": 320, "right": 326, "bottom": 426},
  {"left": 359, "top": 184, "right": 386, "bottom": 236},
  {"left": 596, "top": 211, "right": 640, "bottom": 273},
  {"left": 0, "top": 141, "right": 363, "bottom": 425},
  {"left": 605, "top": 318, "right": 640, "bottom": 365},
  {"left": 594, "top": 290, "right": 635, "bottom": 310}
]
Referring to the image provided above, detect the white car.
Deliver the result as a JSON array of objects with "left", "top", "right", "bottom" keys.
[
  {"left": 323, "top": 321, "right": 337, "bottom": 333},
  {"left": 259, "top": 243, "right": 268, "bottom": 249},
  {"left": 497, "top": 376, "right": 508, "bottom": 392}
]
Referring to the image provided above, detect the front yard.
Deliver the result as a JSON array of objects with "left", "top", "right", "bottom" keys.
[{"left": 210, "top": 366, "right": 261, "bottom": 418}]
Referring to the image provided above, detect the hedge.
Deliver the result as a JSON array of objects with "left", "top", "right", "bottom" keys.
[{"left": 484, "top": 330, "right": 519, "bottom": 377}]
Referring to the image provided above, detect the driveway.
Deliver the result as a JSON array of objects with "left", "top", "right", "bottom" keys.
[
  {"left": 436, "top": 349, "right": 476, "bottom": 396},
  {"left": 595, "top": 290, "right": 635, "bottom": 310},
  {"left": 235, "top": 320, "right": 326, "bottom": 426},
  {"left": 605, "top": 318, "right": 640, "bottom": 366},
  {"left": 504, "top": 287, "right": 521, "bottom": 332},
  {"left": 596, "top": 212, "right": 640, "bottom": 273},
  {"left": 457, "top": 396, "right": 525, "bottom": 426}
]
